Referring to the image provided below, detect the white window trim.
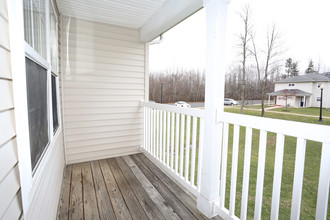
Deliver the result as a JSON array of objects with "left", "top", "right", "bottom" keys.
[{"left": 8, "top": 0, "right": 62, "bottom": 217}]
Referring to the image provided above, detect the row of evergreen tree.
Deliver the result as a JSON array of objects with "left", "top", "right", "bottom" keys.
[{"left": 282, "top": 58, "right": 319, "bottom": 79}]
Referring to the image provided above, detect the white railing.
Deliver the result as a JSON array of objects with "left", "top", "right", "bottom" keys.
[
  {"left": 141, "top": 101, "right": 330, "bottom": 220},
  {"left": 215, "top": 112, "right": 330, "bottom": 220},
  {"left": 141, "top": 101, "right": 205, "bottom": 196}
]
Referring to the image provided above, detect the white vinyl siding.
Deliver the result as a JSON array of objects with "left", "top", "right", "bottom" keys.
[
  {"left": 61, "top": 16, "right": 145, "bottom": 164},
  {"left": 26, "top": 132, "right": 65, "bottom": 219},
  {"left": 0, "top": 1, "right": 23, "bottom": 218}
]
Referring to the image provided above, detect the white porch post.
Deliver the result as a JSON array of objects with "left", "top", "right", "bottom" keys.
[
  {"left": 268, "top": 95, "right": 271, "bottom": 105},
  {"left": 197, "top": 0, "right": 230, "bottom": 217}
]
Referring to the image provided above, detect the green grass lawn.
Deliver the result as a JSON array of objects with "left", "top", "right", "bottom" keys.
[
  {"left": 269, "top": 107, "right": 330, "bottom": 117},
  {"left": 243, "top": 104, "right": 274, "bottom": 109}
]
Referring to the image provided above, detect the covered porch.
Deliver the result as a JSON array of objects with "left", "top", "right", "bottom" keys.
[{"left": 4, "top": 0, "right": 329, "bottom": 219}]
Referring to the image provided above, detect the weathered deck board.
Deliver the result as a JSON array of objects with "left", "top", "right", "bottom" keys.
[
  {"left": 57, "top": 153, "right": 215, "bottom": 220},
  {"left": 90, "top": 161, "right": 116, "bottom": 220},
  {"left": 136, "top": 153, "right": 209, "bottom": 220},
  {"left": 69, "top": 163, "right": 83, "bottom": 220},
  {"left": 123, "top": 155, "right": 181, "bottom": 220},
  {"left": 130, "top": 154, "right": 197, "bottom": 220},
  {"left": 57, "top": 164, "right": 72, "bottom": 220},
  {"left": 115, "top": 157, "right": 165, "bottom": 220},
  {"left": 107, "top": 158, "right": 148, "bottom": 220},
  {"left": 99, "top": 159, "right": 132, "bottom": 220},
  {"left": 81, "top": 162, "right": 100, "bottom": 220}
]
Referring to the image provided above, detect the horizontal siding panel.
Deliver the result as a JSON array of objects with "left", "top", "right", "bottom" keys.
[
  {"left": 0, "top": 48, "right": 11, "bottom": 79},
  {"left": 0, "top": 110, "right": 16, "bottom": 146},
  {"left": 64, "top": 101, "right": 141, "bottom": 109},
  {"left": 0, "top": 165, "right": 20, "bottom": 217},
  {"left": 66, "top": 134, "right": 142, "bottom": 148},
  {"left": 63, "top": 55, "right": 144, "bottom": 67},
  {"left": 63, "top": 40, "right": 144, "bottom": 55},
  {"left": 65, "top": 48, "right": 144, "bottom": 61},
  {"left": 0, "top": 80, "right": 14, "bottom": 111},
  {"left": 62, "top": 69, "right": 144, "bottom": 78},
  {"left": 0, "top": 139, "right": 17, "bottom": 182},
  {"left": 64, "top": 95, "right": 143, "bottom": 102},
  {"left": 0, "top": 16, "right": 10, "bottom": 50},
  {"left": 66, "top": 141, "right": 140, "bottom": 155},
  {"left": 66, "top": 128, "right": 142, "bottom": 142},
  {"left": 65, "top": 117, "right": 142, "bottom": 129},
  {"left": 63, "top": 17, "right": 139, "bottom": 37},
  {"left": 64, "top": 88, "right": 144, "bottom": 96},
  {"left": 63, "top": 60, "right": 144, "bottom": 72},
  {"left": 66, "top": 145, "right": 140, "bottom": 164},
  {"left": 0, "top": 191, "right": 22, "bottom": 220},
  {"left": 66, "top": 32, "right": 143, "bottom": 49},
  {"left": 65, "top": 123, "right": 143, "bottom": 136},
  {"left": 65, "top": 112, "right": 143, "bottom": 122},
  {"left": 0, "top": 0, "right": 8, "bottom": 20},
  {"left": 64, "top": 107, "right": 143, "bottom": 116},
  {"left": 65, "top": 26, "right": 139, "bottom": 42},
  {"left": 62, "top": 75, "right": 144, "bottom": 84},
  {"left": 64, "top": 81, "right": 144, "bottom": 90}
]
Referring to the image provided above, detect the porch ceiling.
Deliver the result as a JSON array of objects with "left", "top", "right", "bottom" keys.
[
  {"left": 56, "top": 0, "right": 202, "bottom": 42},
  {"left": 56, "top": 0, "right": 167, "bottom": 28}
]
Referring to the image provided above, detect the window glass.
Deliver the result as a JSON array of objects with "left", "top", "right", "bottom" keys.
[
  {"left": 23, "top": 0, "right": 33, "bottom": 45},
  {"left": 23, "top": 0, "right": 47, "bottom": 59},
  {"left": 25, "top": 57, "right": 49, "bottom": 171},
  {"left": 50, "top": 4, "right": 57, "bottom": 72},
  {"left": 52, "top": 75, "right": 59, "bottom": 133}
]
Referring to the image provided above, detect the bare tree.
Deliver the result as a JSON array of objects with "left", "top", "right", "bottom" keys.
[
  {"left": 250, "top": 24, "right": 283, "bottom": 117},
  {"left": 238, "top": 5, "right": 253, "bottom": 113}
]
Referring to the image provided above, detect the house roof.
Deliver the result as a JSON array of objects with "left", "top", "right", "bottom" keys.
[
  {"left": 56, "top": 0, "right": 203, "bottom": 42},
  {"left": 267, "top": 89, "right": 312, "bottom": 96},
  {"left": 276, "top": 72, "right": 330, "bottom": 83}
]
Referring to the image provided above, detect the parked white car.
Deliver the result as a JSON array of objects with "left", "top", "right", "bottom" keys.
[
  {"left": 174, "top": 101, "right": 191, "bottom": 108},
  {"left": 224, "top": 98, "right": 238, "bottom": 105}
]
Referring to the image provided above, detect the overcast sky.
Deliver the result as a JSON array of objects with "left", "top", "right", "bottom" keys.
[{"left": 149, "top": 0, "right": 330, "bottom": 74}]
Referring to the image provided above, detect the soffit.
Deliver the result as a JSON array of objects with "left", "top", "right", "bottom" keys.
[{"left": 56, "top": 0, "right": 167, "bottom": 29}]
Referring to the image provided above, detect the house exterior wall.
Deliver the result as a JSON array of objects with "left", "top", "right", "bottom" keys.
[
  {"left": 0, "top": 1, "right": 23, "bottom": 219},
  {"left": 26, "top": 4, "right": 65, "bottom": 219},
  {"left": 311, "top": 82, "right": 330, "bottom": 109},
  {"left": 61, "top": 16, "right": 144, "bottom": 164},
  {"left": 274, "top": 82, "right": 330, "bottom": 108},
  {"left": 3, "top": 0, "right": 66, "bottom": 219}
]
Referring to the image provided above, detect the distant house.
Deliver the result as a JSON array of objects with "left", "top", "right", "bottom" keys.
[{"left": 268, "top": 73, "right": 330, "bottom": 108}]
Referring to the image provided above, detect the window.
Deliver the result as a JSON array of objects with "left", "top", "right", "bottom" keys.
[
  {"left": 318, "top": 83, "right": 324, "bottom": 88},
  {"left": 52, "top": 75, "right": 59, "bottom": 133},
  {"left": 50, "top": 3, "right": 58, "bottom": 73},
  {"left": 23, "top": 0, "right": 60, "bottom": 172},
  {"left": 23, "top": 0, "right": 47, "bottom": 59},
  {"left": 25, "top": 57, "right": 49, "bottom": 171}
]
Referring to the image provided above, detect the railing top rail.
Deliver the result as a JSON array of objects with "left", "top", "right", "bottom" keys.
[
  {"left": 219, "top": 112, "right": 330, "bottom": 144},
  {"left": 140, "top": 101, "right": 205, "bottom": 118}
]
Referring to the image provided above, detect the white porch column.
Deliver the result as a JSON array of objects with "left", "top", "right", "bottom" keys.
[{"left": 197, "top": 0, "right": 230, "bottom": 218}]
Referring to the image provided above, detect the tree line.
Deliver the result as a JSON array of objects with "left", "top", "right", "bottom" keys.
[{"left": 149, "top": 68, "right": 205, "bottom": 103}]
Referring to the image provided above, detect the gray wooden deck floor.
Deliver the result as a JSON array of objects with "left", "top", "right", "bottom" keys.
[{"left": 57, "top": 153, "right": 221, "bottom": 220}]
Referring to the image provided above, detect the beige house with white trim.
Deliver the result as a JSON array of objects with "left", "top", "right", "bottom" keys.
[{"left": 269, "top": 73, "right": 330, "bottom": 108}]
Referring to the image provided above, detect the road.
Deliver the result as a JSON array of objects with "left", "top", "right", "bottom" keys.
[{"left": 188, "top": 100, "right": 264, "bottom": 108}]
